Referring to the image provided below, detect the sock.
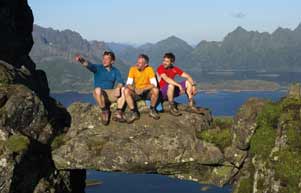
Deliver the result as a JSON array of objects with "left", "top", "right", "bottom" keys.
[
  {"left": 101, "top": 107, "right": 107, "bottom": 111},
  {"left": 189, "top": 98, "right": 195, "bottom": 106},
  {"left": 150, "top": 106, "right": 155, "bottom": 110},
  {"left": 169, "top": 101, "right": 175, "bottom": 106},
  {"left": 131, "top": 107, "right": 138, "bottom": 113}
]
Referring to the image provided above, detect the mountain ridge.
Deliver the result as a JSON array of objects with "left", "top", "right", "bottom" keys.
[{"left": 30, "top": 23, "right": 301, "bottom": 92}]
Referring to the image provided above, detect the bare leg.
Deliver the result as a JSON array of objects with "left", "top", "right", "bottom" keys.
[
  {"left": 148, "top": 87, "right": 160, "bottom": 120},
  {"left": 93, "top": 88, "right": 106, "bottom": 109},
  {"left": 124, "top": 87, "right": 135, "bottom": 110},
  {"left": 124, "top": 87, "right": 140, "bottom": 123},
  {"left": 93, "top": 88, "right": 110, "bottom": 125},
  {"left": 150, "top": 87, "right": 159, "bottom": 107},
  {"left": 166, "top": 84, "right": 182, "bottom": 116},
  {"left": 117, "top": 87, "right": 126, "bottom": 109},
  {"left": 185, "top": 80, "right": 194, "bottom": 101},
  {"left": 167, "top": 84, "right": 175, "bottom": 103}
]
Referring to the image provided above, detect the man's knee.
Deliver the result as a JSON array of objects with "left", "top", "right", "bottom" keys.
[
  {"left": 152, "top": 87, "right": 159, "bottom": 96},
  {"left": 168, "top": 84, "right": 175, "bottom": 91},
  {"left": 94, "top": 88, "right": 103, "bottom": 96},
  {"left": 124, "top": 87, "right": 132, "bottom": 96},
  {"left": 185, "top": 80, "right": 192, "bottom": 88}
]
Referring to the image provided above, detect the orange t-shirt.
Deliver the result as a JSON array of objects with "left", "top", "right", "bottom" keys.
[{"left": 128, "top": 66, "right": 156, "bottom": 89}]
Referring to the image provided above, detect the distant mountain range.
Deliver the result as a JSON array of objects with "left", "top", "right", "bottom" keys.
[{"left": 30, "top": 23, "right": 301, "bottom": 92}]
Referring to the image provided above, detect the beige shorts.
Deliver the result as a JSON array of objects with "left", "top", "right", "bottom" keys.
[
  {"left": 104, "top": 89, "right": 118, "bottom": 102},
  {"left": 94, "top": 88, "right": 119, "bottom": 102}
]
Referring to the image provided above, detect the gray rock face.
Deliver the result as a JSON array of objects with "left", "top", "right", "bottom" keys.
[
  {"left": 288, "top": 83, "right": 301, "bottom": 98},
  {"left": 0, "top": 1, "right": 85, "bottom": 191},
  {"left": 52, "top": 102, "right": 240, "bottom": 186},
  {"left": 233, "top": 98, "right": 269, "bottom": 150},
  {"left": 0, "top": 61, "right": 85, "bottom": 193},
  {"left": 0, "top": 84, "right": 48, "bottom": 143}
]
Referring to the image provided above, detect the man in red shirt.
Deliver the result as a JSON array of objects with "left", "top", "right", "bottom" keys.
[{"left": 157, "top": 53, "right": 203, "bottom": 116}]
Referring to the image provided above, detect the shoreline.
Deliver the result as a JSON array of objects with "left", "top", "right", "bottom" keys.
[
  {"left": 50, "top": 89, "right": 287, "bottom": 95},
  {"left": 50, "top": 80, "right": 288, "bottom": 94}
]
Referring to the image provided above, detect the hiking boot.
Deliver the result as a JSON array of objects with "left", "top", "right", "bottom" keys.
[
  {"left": 112, "top": 110, "right": 126, "bottom": 123},
  {"left": 101, "top": 110, "right": 110, "bottom": 126},
  {"left": 188, "top": 99, "right": 206, "bottom": 115},
  {"left": 169, "top": 103, "right": 182, "bottom": 116},
  {"left": 149, "top": 109, "right": 160, "bottom": 120},
  {"left": 188, "top": 106, "right": 206, "bottom": 114},
  {"left": 188, "top": 98, "right": 196, "bottom": 107},
  {"left": 126, "top": 111, "right": 140, "bottom": 124}
]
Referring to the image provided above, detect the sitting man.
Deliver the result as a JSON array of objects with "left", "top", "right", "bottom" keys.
[
  {"left": 157, "top": 52, "right": 203, "bottom": 116},
  {"left": 75, "top": 51, "right": 126, "bottom": 125},
  {"left": 124, "top": 54, "right": 160, "bottom": 123}
]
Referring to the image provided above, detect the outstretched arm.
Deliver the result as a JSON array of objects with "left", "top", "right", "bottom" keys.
[{"left": 75, "top": 55, "right": 97, "bottom": 73}]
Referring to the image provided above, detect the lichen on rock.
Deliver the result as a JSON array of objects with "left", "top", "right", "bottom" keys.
[
  {"left": 5, "top": 134, "right": 30, "bottom": 153},
  {"left": 197, "top": 117, "right": 234, "bottom": 151}
]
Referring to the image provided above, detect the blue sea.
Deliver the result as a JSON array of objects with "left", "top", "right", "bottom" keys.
[{"left": 52, "top": 91, "right": 286, "bottom": 193}]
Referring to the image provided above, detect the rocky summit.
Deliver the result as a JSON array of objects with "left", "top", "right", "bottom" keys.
[
  {"left": 52, "top": 103, "right": 235, "bottom": 186},
  {"left": 48, "top": 98, "right": 260, "bottom": 188}
]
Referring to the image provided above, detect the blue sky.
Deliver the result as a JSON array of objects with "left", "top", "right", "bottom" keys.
[{"left": 28, "top": 0, "right": 301, "bottom": 45}]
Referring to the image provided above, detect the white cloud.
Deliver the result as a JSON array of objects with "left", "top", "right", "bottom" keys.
[{"left": 231, "top": 12, "right": 247, "bottom": 19}]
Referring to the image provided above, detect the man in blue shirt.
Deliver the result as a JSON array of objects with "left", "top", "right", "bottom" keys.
[{"left": 76, "top": 51, "right": 126, "bottom": 125}]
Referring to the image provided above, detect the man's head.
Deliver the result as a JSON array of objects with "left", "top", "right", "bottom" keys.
[
  {"left": 136, "top": 54, "right": 149, "bottom": 71},
  {"left": 102, "top": 51, "right": 115, "bottom": 67},
  {"left": 162, "top": 52, "right": 176, "bottom": 68}
]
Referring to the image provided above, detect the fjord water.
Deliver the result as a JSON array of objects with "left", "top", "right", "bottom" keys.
[
  {"left": 52, "top": 91, "right": 285, "bottom": 193},
  {"left": 52, "top": 91, "right": 285, "bottom": 116},
  {"left": 86, "top": 171, "right": 232, "bottom": 193}
]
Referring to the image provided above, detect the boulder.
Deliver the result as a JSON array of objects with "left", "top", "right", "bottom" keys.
[
  {"left": 0, "top": 62, "right": 83, "bottom": 193},
  {"left": 0, "top": 2, "right": 83, "bottom": 189},
  {"left": 51, "top": 102, "right": 236, "bottom": 185}
]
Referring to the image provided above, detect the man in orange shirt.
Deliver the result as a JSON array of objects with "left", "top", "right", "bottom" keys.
[{"left": 124, "top": 54, "right": 160, "bottom": 123}]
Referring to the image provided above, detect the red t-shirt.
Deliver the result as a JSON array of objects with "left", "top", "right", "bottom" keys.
[{"left": 157, "top": 64, "right": 184, "bottom": 88}]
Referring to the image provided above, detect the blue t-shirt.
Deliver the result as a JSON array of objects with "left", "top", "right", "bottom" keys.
[{"left": 86, "top": 63, "right": 124, "bottom": 89}]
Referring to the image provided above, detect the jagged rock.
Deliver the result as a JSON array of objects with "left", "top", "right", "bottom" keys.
[
  {"left": 0, "top": 84, "right": 49, "bottom": 143},
  {"left": 210, "top": 166, "right": 239, "bottom": 186},
  {"left": 233, "top": 98, "right": 269, "bottom": 150},
  {"left": 0, "top": 93, "right": 7, "bottom": 108},
  {"left": 0, "top": 61, "right": 83, "bottom": 193},
  {"left": 160, "top": 163, "right": 238, "bottom": 187},
  {"left": 0, "top": 0, "right": 84, "bottom": 190},
  {"left": 288, "top": 83, "right": 301, "bottom": 98},
  {"left": 232, "top": 158, "right": 254, "bottom": 193},
  {"left": 232, "top": 96, "right": 301, "bottom": 193},
  {"left": 51, "top": 102, "right": 231, "bottom": 185},
  {"left": 0, "top": 60, "right": 50, "bottom": 97},
  {"left": 224, "top": 146, "right": 248, "bottom": 168}
]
